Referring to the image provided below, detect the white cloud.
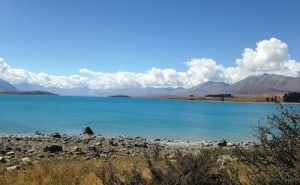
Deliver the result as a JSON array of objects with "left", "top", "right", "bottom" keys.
[
  {"left": 227, "top": 38, "right": 300, "bottom": 83},
  {"left": 1, "top": 38, "right": 299, "bottom": 89},
  {"left": 0, "top": 58, "right": 89, "bottom": 88},
  {"left": 79, "top": 67, "right": 187, "bottom": 88},
  {"left": 186, "top": 58, "right": 227, "bottom": 85}
]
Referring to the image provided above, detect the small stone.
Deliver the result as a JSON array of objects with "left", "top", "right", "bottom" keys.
[
  {"left": 88, "top": 145, "right": 97, "bottom": 152},
  {"left": 100, "top": 154, "right": 108, "bottom": 158},
  {"left": 226, "top": 142, "right": 233, "bottom": 147},
  {"left": 27, "top": 149, "right": 35, "bottom": 153},
  {"left": 33, "top": 160, "right": 40, "bottom": 164},
  {"left": 0, "top": 150, "right": 6, "bottom": 155},
  {"left": 82, "top": 126, "right": 94, "bottom": 135},
  {"left": 34, "top": 131, "right": 42, "bottom": 135},
  {"left": 6, "top": 165, "right": 20, "bottom": 171},
  {"left": 37, "top": 154, "right": 44, "bottom": 158},
  {"left": 43, "top": 144, "right": 63, "bottom": 153},
  {"left": 5, "top": 147, "right": 13, "bottom": 151},
  {"left": 21, "top": 157, "right": 32, "bottom": 164},
  {"left": 0, "top": 156, "right": 7, "bottom": 163},
  {"left": 14, "top": 147, "right": 22, "bottom": 152},
  {"left": 71, "top": 146, "right": 81, "bottom": 152},
  {"left": 6, "top": 151, "right": 14, "bottom": 156}
]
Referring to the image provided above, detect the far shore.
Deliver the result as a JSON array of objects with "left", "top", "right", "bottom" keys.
[
  {"left": 0, "top": 90, "right": 58, "bottom": 96},
  {"left": 162, "top": 93, "right": 285, "bottom": 103}
]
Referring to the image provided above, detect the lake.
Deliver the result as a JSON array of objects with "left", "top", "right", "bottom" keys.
[{"left": 0, "top": 95, "right": 297, "bottom": 141}]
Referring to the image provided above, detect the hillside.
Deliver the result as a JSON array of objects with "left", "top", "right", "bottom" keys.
[
  {"left": 223, "top": 74, "right": 300, "bottom": 94},
  {"left": 0, "top": 78, "right": 17, "bottom": 90},
  {"left": 0, "top": 78, "right": 57, "bottom": 95},
  {"left": 0, "top": 90, "right": 58, "bottom": 96},
  {"left": 184, "top": 81, "right": 229, "bottom": 96}
]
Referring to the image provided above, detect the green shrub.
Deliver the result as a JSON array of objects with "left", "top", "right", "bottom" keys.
[{"left": 239, "top": 105, "right": 300, "bottom": 185}]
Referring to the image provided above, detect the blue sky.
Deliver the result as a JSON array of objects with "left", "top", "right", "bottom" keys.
[{"left": 0, "top": 0, "right": 300, "bottom": 89}]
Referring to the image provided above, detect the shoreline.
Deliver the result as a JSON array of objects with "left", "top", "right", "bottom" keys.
[{"left": 0, "top": 133, "right": 257, "bottom": 166}]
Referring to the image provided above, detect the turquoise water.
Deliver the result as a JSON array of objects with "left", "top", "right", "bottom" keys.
[{"left": 0, "top": 95, "right": 297, "bottom": 141}]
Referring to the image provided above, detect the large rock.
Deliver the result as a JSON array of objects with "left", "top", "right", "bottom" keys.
[
  {"left": 51, "top": 133, "right": 62, "bottom": 138},
  {"left": 217, "top": 139, "right": 227, "bottom": 147},
  {"left": 82, "top": 126, "right": 94, "bottom": 135},
  {"left": 43, "top": 144, "right": 63, "bottom": 153}
]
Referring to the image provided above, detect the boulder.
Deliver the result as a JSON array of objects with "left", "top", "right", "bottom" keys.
[
  {"left": 217, "top": 139, "right": 227, "bottom": 147},
  {"left": 43, "top": 144, "right": 63, "bottom": 153},
  {"left": 51, "top": 133, "right": 62, "bottom": 138},
  {"left": 82, "top": 126, "right": 94, "bottom": 135}
]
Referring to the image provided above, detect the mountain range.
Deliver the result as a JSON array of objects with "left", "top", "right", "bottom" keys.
[
  {"left": 1, "top": 74, "right": 300, "bottom": 97},
  {"left": 0, "top": 78, "right": 17, "bottom": 90}
]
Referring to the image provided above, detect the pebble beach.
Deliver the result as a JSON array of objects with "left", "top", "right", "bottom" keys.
[{"left": 0, "top": 128, "right": 257, "bottom": 171}]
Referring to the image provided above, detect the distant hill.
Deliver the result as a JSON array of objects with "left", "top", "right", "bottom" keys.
[
  {"left": 15, "top": 83, "right": 187, "bottom": 97},
  {"left": 95, "top": 87, "right": 186, "bottom": 97},
  {"left": 0, "top": 79, "right": 57, "bottom": 96},
  {"left": 185, "top": 81, "right": 229, "bottom": 96},
  {"left": 0, "top": 78, "right": 17, "bottom": 90},
  {"left": 0, "top": 90, "right": 58, "bottom": 96},
  {"left": 167, "top": 74, "right": 300, "bottom": 96},
  {"left": 223, "top": 74, "right": 300, "bottom": 94},
  {"left": 12, "top": 74, "right": 300, "bottom": 97},
  {"left": 15, "top": 83, "right": 94, "bottom": 96}
]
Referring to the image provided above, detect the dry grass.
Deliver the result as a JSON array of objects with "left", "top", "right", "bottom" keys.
[
  {"left": 0, "top": 157, "right": 99, "bottom": 185},
  {"left": 0, "top": 155, "right": 166, "bottom": 185},
  {"left": 1, "top": 149, "right": 293, "bottom": 185},
  {"left": 1, "top": 154, "right": 282, "bottom": 185}
]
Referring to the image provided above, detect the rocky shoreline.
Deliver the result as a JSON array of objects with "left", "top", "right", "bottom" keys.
[{"left": 0, "top": 130, "right": 257, "bottom": 171}]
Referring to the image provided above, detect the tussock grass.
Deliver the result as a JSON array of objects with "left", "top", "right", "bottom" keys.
[
  {"left": 0, "top": 157, "right": 101, "bottom": 185},
  {"left": 0, "top": 151, "right": 244, "bottom": 185},
  {"left": 0, "top": 155, "right": 154, "bottom": 185}
]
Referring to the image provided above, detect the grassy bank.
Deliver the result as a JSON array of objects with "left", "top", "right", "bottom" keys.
[
  {"left": 1, "top": 147, "right": 295, "bottom": 185},
  {"left": 0, "top": 148, "right": 251, "bottom": 185}
]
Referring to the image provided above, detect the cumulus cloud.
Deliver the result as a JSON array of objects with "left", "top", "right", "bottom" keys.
[
  {"left": 224, "top": 38, "right": 300, "bottom": 83},
  {"left": 0, "top": 38, "right": 299, "bottom": 89},
  {"left": 0, "top": 58, "right": 89, "bottom": 88},
  {"left": 186, "top": 58, "right": 227, "bottom": 85},
  {"left": 79, "top": 67, "right": 187, "bottom": 88}
]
